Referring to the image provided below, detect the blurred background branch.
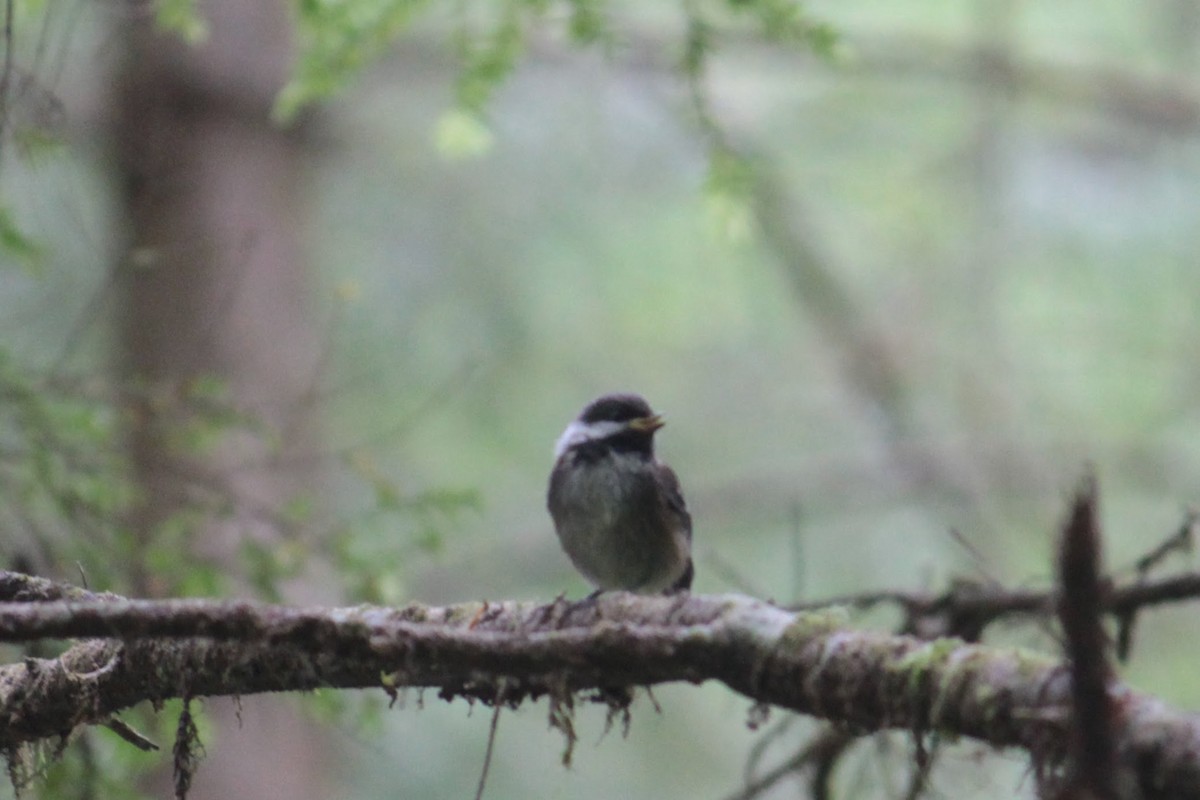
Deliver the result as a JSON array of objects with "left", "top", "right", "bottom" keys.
[{"left": 2, "top": 0, "right": 1199, "bottom": 797}]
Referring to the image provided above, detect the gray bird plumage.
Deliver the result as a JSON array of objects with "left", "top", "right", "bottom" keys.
[{"left": 547, "top": 393, "right": 693, "bottom": 594}]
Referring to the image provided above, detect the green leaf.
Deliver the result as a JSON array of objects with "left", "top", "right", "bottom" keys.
[
  {"left": 0, "top": 206, "right": 44, "bottom": 273},
  {"left": 275, "top": 0, "right": 432, "bottom": 122},
  {"left": 433, "top": 108, "right": 495, "bottom": 159},
  {"left": 703, "top": 148, "right": 757, "bottom": 243},
  {"left": 453, "top": 6, "right": 525, "bottom": 113},
  {"left": 566, "top": 0, "right": 611, "bottom": 46},
  {"left": 156, "top": 0, "right": 210, "bottom": 44}
]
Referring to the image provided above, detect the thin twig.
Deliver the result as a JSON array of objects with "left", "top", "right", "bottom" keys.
[
  {"left": 1134, "top": 509, "right": 1196, "bottom": 576},
  {"left": 474, "top": 687, "right": 504, "bottom": 800}
]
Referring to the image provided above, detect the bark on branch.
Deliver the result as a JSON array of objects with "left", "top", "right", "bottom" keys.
[{"left": 1, "top": 574, "right": 1199, "bottom": 798}]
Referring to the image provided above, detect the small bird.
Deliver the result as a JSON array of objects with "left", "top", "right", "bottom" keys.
[{"left": 547, "top": 393, "right": 693, "bottom": 594}]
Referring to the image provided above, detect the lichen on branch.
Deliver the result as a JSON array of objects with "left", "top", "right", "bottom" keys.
[{"left": 2, "top": 571, "right": 1200, "bottom": 798}]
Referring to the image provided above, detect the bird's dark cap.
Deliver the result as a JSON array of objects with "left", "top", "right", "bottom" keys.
[{"left": 578, "top": 393, "right": 656, "bottom": 425}]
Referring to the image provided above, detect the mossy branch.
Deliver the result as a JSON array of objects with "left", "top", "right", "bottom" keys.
[{"left": 1, "top": 570, "right": 1198, "bottom": 797}]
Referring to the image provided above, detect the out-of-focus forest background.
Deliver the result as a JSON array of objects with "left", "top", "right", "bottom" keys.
[{"left": 2, "top": 0, "right": 1199, "bottom": 798}]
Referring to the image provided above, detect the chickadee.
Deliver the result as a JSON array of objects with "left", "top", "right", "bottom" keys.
[{"left": 547, "top": 393, "right": 693, "bottom": 594}]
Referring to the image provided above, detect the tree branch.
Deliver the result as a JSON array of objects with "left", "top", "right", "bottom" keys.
[
  {"left": 1057, "top": 476, "right": 1118, "bottom": 799},
  {"left": 1, "top": 573, "right": 1199, "bottom": 798},
  {"left": 790, "top": 570, "right": 1200, "bottom": 643}
]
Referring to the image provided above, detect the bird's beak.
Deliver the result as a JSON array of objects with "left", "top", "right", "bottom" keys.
[{"left": 629, "top": 414, "right": 665, "bottom": 433}]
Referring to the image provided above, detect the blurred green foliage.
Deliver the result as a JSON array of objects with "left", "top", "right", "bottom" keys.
[
  {"left": 3, "top": 0, "right": 1200, "bottom": 798},
  {"left": 0, "top": 207, "right": 42, "bottom": 274},
  {"left": 154, "top": 0, "right": 209, "bottom": 44},
  {"left": 276, "top": 0, "right": 434, "bottom": 121}
]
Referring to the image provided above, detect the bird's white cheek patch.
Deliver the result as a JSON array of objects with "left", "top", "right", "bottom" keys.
[{"left": 554, "top": 420, "right": 626, "bottom": 459}]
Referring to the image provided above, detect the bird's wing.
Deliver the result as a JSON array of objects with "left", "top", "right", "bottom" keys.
[{"left": 656, "top": 463, "right": 692, "bottom": 543}]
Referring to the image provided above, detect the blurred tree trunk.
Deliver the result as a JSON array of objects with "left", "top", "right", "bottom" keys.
[{"left": 113, "top": 1, "right": 333, "bottom": 797}]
